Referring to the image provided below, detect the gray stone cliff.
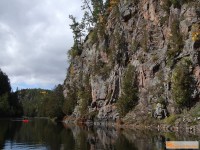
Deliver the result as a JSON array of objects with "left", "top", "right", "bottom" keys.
[{"left": 63, "top": 0, "right": 200, "bottom": 124}]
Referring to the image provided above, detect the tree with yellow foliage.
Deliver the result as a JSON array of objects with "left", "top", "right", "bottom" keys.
[
  {"left": 104, "top": 0, "right": 119, "bottom": 13},
  {"left": 110, "top": 0, "right": 119, "bottom": 8},
  {"left": 192, "top": 31, "right": 200, "bottom": 42},
  {"left": 191, "top": 24, "right": 200, "bottom": 42}
]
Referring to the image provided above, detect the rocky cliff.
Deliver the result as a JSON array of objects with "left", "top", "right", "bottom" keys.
[{"left": 63, "top": 0, "right": 200, "bottom": 125}]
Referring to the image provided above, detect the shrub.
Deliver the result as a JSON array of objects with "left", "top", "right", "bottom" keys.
[
  {"left": 93, "top": 60, "right": 112, "bottom": 78},
  {"left": 89, "top": 29, "right": 98, "bottom": 44},
  {"left": 117, "top": 65, "right": 138, "bottom": 117},
  {"left": 161, "top": 0, "right": 171, "bottom": 14},
  {"left": 161, "top": 0, "right": 191, "bottom": 9},
  {"left": 131, "top": 40, "right": 139, "bottom": 52},
  {"left": 68, "top": 43, "right": 82, "bottom": 59},
  {"left": 163, "top": 114, "right": 178, "bottom": 125},
  {"left": 172, "top": 0, "right": 191, "bottom": 8},
  {"left": 189, "top": 102, "right": 200, "bottom": 117}
]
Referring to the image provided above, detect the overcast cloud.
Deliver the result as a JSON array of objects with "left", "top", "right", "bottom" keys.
[{"left": 0, "top": 0, "right": 83, "bottom": 90}]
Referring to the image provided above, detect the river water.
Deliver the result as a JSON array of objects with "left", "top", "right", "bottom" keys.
[{"left": 0, "top": 118, "right": 199, "bottom": 150}]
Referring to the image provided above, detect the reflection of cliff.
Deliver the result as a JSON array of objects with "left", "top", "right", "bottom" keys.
[
  {"left": 64, "top": 125, "right": 138, "bottom": 150},
  {"left": 71, "top": 126, "right": 118, "bottom": 150},
  {"left": 122, "top": 129, "right": 166, "bottom": 150},
  {"left": 64, "top": 125, "right": 200, "bottom": 150},
  {"left": 1, "top": 119, "right": 200, "bottom": 150}
]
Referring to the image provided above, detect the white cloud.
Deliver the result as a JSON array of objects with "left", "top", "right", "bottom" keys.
[{"left": 0, "top": 0, "right": 83, "bottom": 90}]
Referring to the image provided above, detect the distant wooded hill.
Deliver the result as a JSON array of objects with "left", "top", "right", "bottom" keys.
[
  {"left": 0, "top": 69, "right": 64, "bottom": 119},
  {"left": 17, "top": 85, "right": 64, "bottom": 119}
]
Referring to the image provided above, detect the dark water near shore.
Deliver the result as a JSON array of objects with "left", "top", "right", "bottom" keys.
[{"left": 0, "top": 118, "right": 199, "bottom": 150}]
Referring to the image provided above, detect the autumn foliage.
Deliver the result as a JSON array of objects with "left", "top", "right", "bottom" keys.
[
  {"left": 107, "top": 0, "right": 119, "bottom": 12},
  {"left": 192, "top": 31, "right": 200, "bottom": 42}
]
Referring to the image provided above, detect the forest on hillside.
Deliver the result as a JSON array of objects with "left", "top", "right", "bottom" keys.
[{"left": 0, "top": 69, "right": 65, "bottom": 120}]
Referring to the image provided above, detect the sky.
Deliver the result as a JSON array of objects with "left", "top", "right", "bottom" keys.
[{"left": 0, "top": 0, "right": 83, "bottom": 90}]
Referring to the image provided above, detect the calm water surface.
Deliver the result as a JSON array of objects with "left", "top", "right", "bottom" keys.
[{"left": 0, "top": 118, "right": 199, "bottom": 150}]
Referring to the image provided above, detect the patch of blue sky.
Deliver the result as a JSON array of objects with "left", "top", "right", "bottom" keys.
[{"left": 12, "top": 83, "right": 54, "bottom": 91}]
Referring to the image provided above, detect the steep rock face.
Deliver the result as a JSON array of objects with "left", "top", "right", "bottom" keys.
[{"left": 63, "top": 0, "right": 200, "bottom": 122}]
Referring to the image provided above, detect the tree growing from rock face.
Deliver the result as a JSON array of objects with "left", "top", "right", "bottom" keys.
[
  {"left": 117, "top": 65, "right": 138, "bottom": 117},
  {"left": 82, "top": 0, "right": 104, "bottom": 23},
  {"left": 171, "top": 59, "right": 195, "bottom": 108},
  {"left": 68, "top": 15, "right": 85, "bottom": 59},
  {"left": 167, "top": 19, "right": 183, "bottom": 60}
]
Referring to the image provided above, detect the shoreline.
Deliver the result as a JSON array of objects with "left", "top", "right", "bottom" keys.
[{"left": 62, "top": 116, "right": 200, "bottom": 135}]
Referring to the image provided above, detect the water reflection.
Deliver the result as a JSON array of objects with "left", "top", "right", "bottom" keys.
[
  {"left": 0, "top": 119, "right": 199, "bottom": 150},
  {"left": 63, "top": 125, "right": 200, "bottom": 150}
]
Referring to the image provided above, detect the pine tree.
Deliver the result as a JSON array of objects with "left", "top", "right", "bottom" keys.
[
  {"left": 82, "top": 0, "right": 104, "bottom": 24},
  {"left": 0, "top": 69, "right": 11, "bottom": 116},
  {"left": 68, "top": 15, "right": 85, "bottom": 58},
  {"left": 117, "top": 65, "right": 138, "bottom": 117},
  {"left": 0, "top": 69, "right": 11, "bottom": 95},
  {"left": 171, "top": 59, "right": 194, "bottom": 108}
]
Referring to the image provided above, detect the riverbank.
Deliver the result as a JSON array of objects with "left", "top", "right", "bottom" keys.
[{"left": 63, "top": 113, "right": 200, "bottom": 136}]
